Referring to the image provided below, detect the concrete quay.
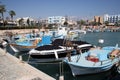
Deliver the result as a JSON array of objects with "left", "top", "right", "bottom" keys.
[{"left": 0, "top": 48, "right": 55, "bottom": 80}]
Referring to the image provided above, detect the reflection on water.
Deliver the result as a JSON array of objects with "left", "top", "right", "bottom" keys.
[{"left": 7, "top": 32, "right": 120, "bottom": 80}]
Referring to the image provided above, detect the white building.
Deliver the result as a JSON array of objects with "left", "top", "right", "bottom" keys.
[
  {"left": 104, "top": 14, "right": 120, "bottom": 23},
  {"left": 48, "top": 16, "right": 66, "bottom": 25},
  {"left": 16, "top": 17, "right": 34, "bottom": 26}
]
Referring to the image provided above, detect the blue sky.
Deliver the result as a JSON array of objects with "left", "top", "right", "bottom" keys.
[{"left": 1, "top": 0, "right": 120, "bottom": 20}]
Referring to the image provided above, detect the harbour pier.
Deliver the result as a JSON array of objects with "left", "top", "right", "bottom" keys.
[{"left": 0, "top": 48, "right": 55, "bottom": 80}]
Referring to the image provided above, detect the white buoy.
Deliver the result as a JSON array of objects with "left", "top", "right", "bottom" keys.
[
  {"left": 19, "top": 55, "right": 24, "bottom": 63},
  {"left": 98, "top": 39, "right": 104, "bottom": 44},
  {"left": 19, "top": 55, "right": 22, "bottom": 61}
]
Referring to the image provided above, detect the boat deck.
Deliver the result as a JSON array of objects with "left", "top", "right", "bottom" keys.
[{"left": 0, "top": 48, "right": 55, "bottom": 80}]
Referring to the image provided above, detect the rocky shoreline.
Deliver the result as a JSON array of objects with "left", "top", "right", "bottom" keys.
[{"left": 0, "top": 29, "right": 39, "bottom": 36}]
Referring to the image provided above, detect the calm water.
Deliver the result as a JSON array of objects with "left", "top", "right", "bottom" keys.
[
  {"left": 81, "top": 32, "right": 120, "bottom": 46},
  {"left": 7, "top": 32, "right": 120, "bottom": 80}
]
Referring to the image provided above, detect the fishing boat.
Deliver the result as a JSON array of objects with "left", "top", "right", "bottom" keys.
[
  {"left": 28, "top": 38, "right": 93, "bottom": 62},
  {"left": 64, "top": 45, "right": 120, "bottom": 76},
  {"left": 51, "top": 38, "right": 93, "bottom": 52},
  {"left": 9, "top": 35, "right": 52, "bottom": 52},
  {"left": 28, "top": 45, "right": 75, "bottom": 62}
]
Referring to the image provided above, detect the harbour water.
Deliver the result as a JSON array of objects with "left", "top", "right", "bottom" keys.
[{"left": 7, "top": 32, "right": 120, "bottom": 80}]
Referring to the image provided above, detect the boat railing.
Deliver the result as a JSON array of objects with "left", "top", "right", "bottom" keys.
[
  {"left": 93, "top": 59, "right": 111, "bottom": 66},
  {"left": 100, "top": 59, "right": 112, "bottom": 65},
  {"left": 93, "top": 56, "right": 120, "bottom": 66}
]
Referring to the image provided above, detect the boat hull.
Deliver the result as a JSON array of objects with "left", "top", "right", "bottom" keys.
[
  {"left": 29, "top": 57, "right": 64, "bottom": 63},
  {"left": 10, "top": 43, "right": 36, "bottom": 52},
  {"left": 68, "top": 63, "right": 112, "bottom": 76},
  {"left": 30, "top": 52, "right": 69, "bottom": 58},
  {"left": 29, "top": 49, "right": 76, "bottom": 62},
  {"left": 64, "top": 46, "right": 120, "bottom": 76}
]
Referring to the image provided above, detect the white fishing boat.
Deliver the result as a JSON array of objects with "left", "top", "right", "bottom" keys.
[
  {"left": 28, "top": 38, "right": 93, "bottom": 62},
  {"left": 28, "top": 45, "right": 75, "bottom": 62},
  {"left": 64, "top": 45, "right": 120, "bottom": 76}
]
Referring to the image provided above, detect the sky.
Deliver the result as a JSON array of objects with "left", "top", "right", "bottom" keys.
[{"left": 1, "top": 0, "right": 120, "bottom": 20}]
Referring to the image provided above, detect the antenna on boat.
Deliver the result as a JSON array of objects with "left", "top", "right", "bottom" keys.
[
  {"left": 76, "top": 48, "right": 82, "bottom": 62},
  {"left": 27, "top": 53, "right": 31, "bottom": 63},
  {"left": 65, "top": 37, "right": 74, "bottom": 62}
]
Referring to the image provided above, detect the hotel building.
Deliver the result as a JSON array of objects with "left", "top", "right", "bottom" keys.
[
  {"left": 48, "top": 16, "right": 66, "bottom": 25},
  {"left": 104, "top": 14, "right": 120, "bottom": 24}
]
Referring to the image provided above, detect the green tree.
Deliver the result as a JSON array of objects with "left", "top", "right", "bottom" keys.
[
  {"left": 9, "top": 10, "right": 16, "bottom": 22},
  {"left": 117, "top": 20, "right": 120, "bottom": 27},
  {"left": 4, "top": 20, "right": 8, "bottom": 27},
  {"left": 114, "top": 20, "right": 120, "bottom": 27},
  {"left": 90, "top": 21, "right": 97, "bottom": 26},
  {"left": 18, "top": 18, "right": 24, "bottom": 27},
  {"left": 0, "top": 4, "right": 6, "bottom": 27},
  {"left": 114, "top": 22, "right": 119, "bottom": 27},
  {"left": 27, "top": 18, "right": 30, "bottom": 26},
  {"left": 64, "top": 15, "right": 68, "bottom": 26},
  {"left": 64, "top": 21, "right": 68, "bottom": 26},
  {"left": 77, "top": 20, "right": 86, "bottom": 26},
  {"left": 96, "top": 22, "right": 102, "bottom": 26},
  {"left": 104, "top": 21, "right": 109, "bottom": 26}
]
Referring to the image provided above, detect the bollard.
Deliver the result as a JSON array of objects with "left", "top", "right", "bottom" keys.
[
  {"left": 19, "top": 55, "right": 24, "bottom": 63},
  {"left": 19, "top": 55, "right": 22, "bottom": 60},
  {"left": 59, "top": 62, "right": 64, "bottom": 80},
  {"left": 59, "top": 75, "right": 64, "bottom": 80}
]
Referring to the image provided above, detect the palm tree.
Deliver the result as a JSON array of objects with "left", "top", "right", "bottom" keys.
[
  {"left": 9, "top": 10, "right": 16, "bottom": 22},
  {"left": 0, "top": 5, "right": 6, "bottom": 27}
]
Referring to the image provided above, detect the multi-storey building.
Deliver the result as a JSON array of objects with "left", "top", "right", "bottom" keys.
[
  {"left": 48, "top": 16, "right": 65, "bottom": 25},
  {"left": 94, "top": 16, "right": 103, "bottom": 24},
  {"left": 104, "top": 14, "right": 120, "bottom": 23}
]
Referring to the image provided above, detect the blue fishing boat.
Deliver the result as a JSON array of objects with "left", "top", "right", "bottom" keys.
[
  {"left": 64, "top": 45, "right": 120, "bottom": 76},
  {"left": 10, "top": 35, "right": 52, "bottom": 52}
]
